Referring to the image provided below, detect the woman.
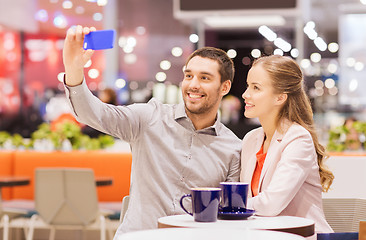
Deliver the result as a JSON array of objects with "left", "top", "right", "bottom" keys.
[{"left": 240, "top": 55, "right": 334, "bottom": 233}]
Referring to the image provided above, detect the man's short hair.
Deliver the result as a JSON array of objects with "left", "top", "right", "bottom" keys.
[{"left": 185, "top": 47, "right": 235, "bottom": 83}]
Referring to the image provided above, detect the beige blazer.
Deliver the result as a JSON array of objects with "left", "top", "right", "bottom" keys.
[{"left": 240, "top": 121, "right": 333, "bottom": 233}]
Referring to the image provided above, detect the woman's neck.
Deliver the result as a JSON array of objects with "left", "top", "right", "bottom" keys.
[{"left": 260, "top": 117, "right": 278, "bottom": 153}]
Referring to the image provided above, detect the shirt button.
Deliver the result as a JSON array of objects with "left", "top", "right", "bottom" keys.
[{"left": 72, "top": 91, "right": 77, "bottom": 94}]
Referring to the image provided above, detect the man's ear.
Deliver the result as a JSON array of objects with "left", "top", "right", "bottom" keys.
[
  {"left": 276, "top": 93, "right": 288, "bottom": 105},
  {"left": 221, "top": 80, "right": 231, "bottom": 96}
]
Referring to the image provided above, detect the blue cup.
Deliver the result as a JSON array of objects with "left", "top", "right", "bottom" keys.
[
  {"left": 220, "top": 182, "right": 249, "bottom": 212},
  {"left": 180, "top": 187, "right": 221, "bottom": 222}
]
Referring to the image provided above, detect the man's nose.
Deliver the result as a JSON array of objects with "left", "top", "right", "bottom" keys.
[{"left": 189, "top": 76, "right": 200, "bottom": 89}]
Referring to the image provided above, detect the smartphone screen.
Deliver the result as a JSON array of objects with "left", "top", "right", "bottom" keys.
[{"left": 83, "top": 29, "right": 115, "bottom": 50}]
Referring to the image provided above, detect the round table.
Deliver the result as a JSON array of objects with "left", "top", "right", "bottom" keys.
[
  {"left": 118, "top": 228, "right": 305, "bottom": 240},
  {"left": 158, "top": 214, "right": 315, "bottom": 238}
]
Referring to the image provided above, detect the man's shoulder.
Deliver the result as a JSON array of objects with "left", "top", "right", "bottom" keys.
[{"left": 218, "top": 123, "right": 242, "bottom": 143}]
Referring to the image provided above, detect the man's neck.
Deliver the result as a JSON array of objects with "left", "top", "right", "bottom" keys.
[{"left": 187, "top": 111, "right": 217, "bottom": 130}]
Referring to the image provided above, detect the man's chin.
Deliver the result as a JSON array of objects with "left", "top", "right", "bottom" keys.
[{"left": 185, "top": 104, "right": 203, "bottom": 115}]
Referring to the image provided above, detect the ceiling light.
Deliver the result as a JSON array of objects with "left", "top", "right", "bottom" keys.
[
  {"left": 314, "top": 37, "right": 327, "bottom": 51},
  {"left": 258, "top": 25, "right": 277, "bottom": 42},
  {"left": 274, "top": 38, "right": 291, "bottom": 52},
  {"left": 203, "top": 15, "right": 285, "bottom": 28}
]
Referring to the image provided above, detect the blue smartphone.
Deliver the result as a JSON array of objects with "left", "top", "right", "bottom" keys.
[{"left": 83, "top": 29, "right": 115, "bottom": 50}]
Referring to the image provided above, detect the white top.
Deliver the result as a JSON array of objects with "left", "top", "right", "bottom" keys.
[{"left": 117, "top": 228, "right": 305, "bottom": 240}]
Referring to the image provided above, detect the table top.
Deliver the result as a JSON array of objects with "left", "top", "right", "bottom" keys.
[
  {"left": 118, "top": 228, "right": 305, "bottom": 240},
  {"left": 0, "top": 176, "right": 30, "bottom": 187},
  {"left": 158, "top": 214, "right": 315, "bottom": 237}
]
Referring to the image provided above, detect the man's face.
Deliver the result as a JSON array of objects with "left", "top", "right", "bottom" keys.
[{"left": 182, "top": 56, "right": 228, "bottom": 118}]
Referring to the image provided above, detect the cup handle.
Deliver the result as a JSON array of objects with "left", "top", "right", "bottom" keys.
[{"left": 179, "top": 194, "right": 193, "bottom": 216}]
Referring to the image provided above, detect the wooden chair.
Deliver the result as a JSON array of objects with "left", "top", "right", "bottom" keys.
[
  {"left": 119, "top": 195, "right": 130, "bottom": 222},
  {"left": 24, "top": 168, "right": 112, "bottom": 240},
  {"left": 0, "top": 214, "right": 9, "bottom": 240}
]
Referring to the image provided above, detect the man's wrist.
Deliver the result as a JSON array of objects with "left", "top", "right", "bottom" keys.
[{"left": 63, "top": 73, "right": 83, "bottom": 87}]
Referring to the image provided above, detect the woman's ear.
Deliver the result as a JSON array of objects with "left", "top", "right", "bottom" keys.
[
  {"left": 276, "top": 93, "right": 288, "bottom": 105},
  {"left": 221, "top": 80, "right": 232, "bottom": 96}
]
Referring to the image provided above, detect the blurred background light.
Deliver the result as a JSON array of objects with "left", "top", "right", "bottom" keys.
[
  {"left": 227, "top": 49, "right": 237, "bottom": 58},
  {"left": 155, "top": 72, "right": 167, "bottom": 82},
  {"left": 171, "top": 47, "right": 183, "bottom": 57},
  {"left": 251, "top": 49, "right": 261, "bottom": 58},
  {"left": 160, "top": 60, "right": 171, "bottom": 70},
  {"left": 189, "top": 34, "right": 199, "bottom": 43}
]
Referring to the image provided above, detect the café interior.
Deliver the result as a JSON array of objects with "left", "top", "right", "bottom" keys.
[{"left": 1, "top": 0, "right": 366, "bottom": 239}]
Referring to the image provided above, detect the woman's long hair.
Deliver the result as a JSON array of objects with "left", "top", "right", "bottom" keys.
[{"left": 252, "top": 55, "right": 334, "bottom": 192}]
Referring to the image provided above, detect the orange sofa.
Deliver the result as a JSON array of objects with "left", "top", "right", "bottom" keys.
[
  {"left": 0, "top": 151, "right": 14, "bottom": 200},
  {"left": 0, "top": 151, "right": 132, "bottom": 202}
]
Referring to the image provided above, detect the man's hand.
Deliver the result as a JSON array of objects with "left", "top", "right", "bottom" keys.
[{"left": 63, "top": 25, "right": 96, "bottom": 86}]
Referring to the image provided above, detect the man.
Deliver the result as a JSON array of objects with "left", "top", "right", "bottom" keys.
[{"left": 63, "top": 26, "right": 241, "bottom": 238}]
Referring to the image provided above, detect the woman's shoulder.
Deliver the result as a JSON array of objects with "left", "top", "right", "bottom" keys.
[
  {"left": 280, "top": 122, "right": 313, "bottom": 145},
  {"left": 242, "top": 126, "right": 264, "bottom": 146}
]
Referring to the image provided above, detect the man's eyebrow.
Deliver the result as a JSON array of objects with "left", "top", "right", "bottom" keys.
[{"left": 184, "top": 69, "right": 214, "bottom": 76}]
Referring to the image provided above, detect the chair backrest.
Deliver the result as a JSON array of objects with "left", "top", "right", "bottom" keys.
[
  {"left": 120, "top": 195, "right": 130, "bottom": 222},
  {"left": 35, "top": 168, "right": 99, "bottom": 226},
  {"left": 322, "top": 198, "right": 366, "bottom": 232}
]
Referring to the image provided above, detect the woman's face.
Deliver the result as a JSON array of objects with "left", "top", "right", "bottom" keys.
[{"left": 242, "top": 64, "right": 284, "bottom": 121}]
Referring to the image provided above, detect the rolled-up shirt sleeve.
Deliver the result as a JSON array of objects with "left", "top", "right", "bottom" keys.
[{"left": 64, "top": 79, "right": 153, "bottom": 142}]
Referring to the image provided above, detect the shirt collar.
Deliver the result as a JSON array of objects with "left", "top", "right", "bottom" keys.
[{"left": 174, "top": 101, "right": 221, "bottom": 136}]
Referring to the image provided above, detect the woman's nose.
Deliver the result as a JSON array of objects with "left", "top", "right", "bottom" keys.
[{"left": 242, "top": 89, "right": 248, "bottom": 99}]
